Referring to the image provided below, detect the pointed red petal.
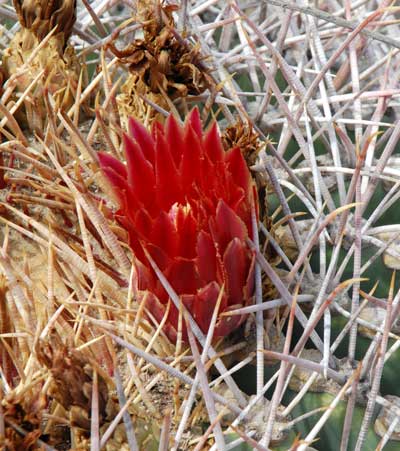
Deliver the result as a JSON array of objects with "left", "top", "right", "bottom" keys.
[
  {"left": 244, "top": 253, "right": 256, "bottom": 302},
  {"left": 224, "top": 146, "right": 251, "bottom": 198},
  {"left": 166, "top": 257, "right": 199, "bottom": 295},
  {"left": 192, "top": 281, "right": 225, "bottom": 333},
  {"left": 151, "top": 121, "right": 164, "bottom": 140},
  {"left": 151, "top": 211, "right": 178, "bottom": 257},
  {"left": 145, "top": 243, "right": 170, "bottom": 272},
  {"left": 214, "top": 308, "right": 243, "bottom": 337},
  {"left": 123, "top": 133, "right": 155, "bottom": 204},
  {"left": 223, "top": 237, "right": 248, "bottom": 305},
  {"left": 180, "top": 125, "right": 202, "bottom": 192},
  {"left": 100, "top": 166, "right": 128, "bottom": 200},
  {"left": 187, "top": 107, "right": 202, "bottom": 138},
  {"left": 204, "top": 123, "right": 224, "bottom": 163},
  {"left": 134, "top": 208, "right": 153, "bottom": 237},
  {"left": 155, "top": 128, "right": 182, "bottom": 208},
  {"left": 213, "top": 200, "right": 248, "bottom": 251},
  {"left": 166, "top": 114, "right": 185, "bottom": 167},
  {"left": 196, "top": 231, "right": 218, "bottom": 284},
  {"left": 98, "top": 151, "right": 127, "bottom": 179},
  {"left": 145, "top": 292, "right": 178, "bottom": 343},
  {"left": 128, "top": 117, "right": 155, "bottom": 164},
  {"left": 175, "top": 207, "right": 197, "bottom": 258},
  {"left": 134, "top": 258, "right": 154, "bottom": 291}
]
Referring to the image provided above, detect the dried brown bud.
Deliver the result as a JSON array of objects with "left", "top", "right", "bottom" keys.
[
  {"left": 13, "top": 0, "right": 76, "bottom": 48},
  {"left": 1, "top": 1, "right": 82, "bottom": 131},
  {"left": 109, "top": 2, "right": 211, "bottom": 126},
  {"left": 2, "top": 390, "right": 48, "bottom": 450},
  {"left": 222, "top": 120, "right": 263, "bottom": 167},
  {"left": 36, "top": 333, "right": 109, "bottom": 430}
]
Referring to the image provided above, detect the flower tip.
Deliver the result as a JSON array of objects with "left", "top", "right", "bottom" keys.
[
  {"left": 127, "top": 116, "right": 155, "bottom": 162},
  {"left": 166, "top": 112, "right": 180, "bottom": 131},
  {"left": 187, "top": 107, "right": 202, "bottom": 137},
  {"left": 97, "top": 151, "right": 115, "bottom": 169},
  {"left": 128, "top": 116, "right": 151, "bottom": 142},
  {"left": 97, "top": 151, "right": 128, "bottom": 185}
]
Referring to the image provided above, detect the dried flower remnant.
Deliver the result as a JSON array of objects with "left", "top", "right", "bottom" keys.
[
  {"left": 108, "top": 1, "right": 210, "bottom": 126},
  {"left": 99, "top": 109, "right": 257, "bottom": 342},
  {"left": 36, "top": 334, "right": 110, "bottom": 430},
  {"left": 13, "top": 0, "right": 76, "bottom": 46},
  {"left": 2, "top": 390, "right": 49, "bottom": 450},
  {"left": 1, "top": 0, "right": 82, "bottom": 131},
  {"left": 222, "top": 120, "right": 263, "bottom": 168}
]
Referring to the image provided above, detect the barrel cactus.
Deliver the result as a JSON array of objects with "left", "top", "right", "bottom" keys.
[{"left": 0, "top": 0, "right": 400, "bottom": 450}]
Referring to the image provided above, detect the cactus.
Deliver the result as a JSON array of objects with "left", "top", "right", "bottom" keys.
[{"left": 1, "top": 1, "right": 400, "bottom": 450}]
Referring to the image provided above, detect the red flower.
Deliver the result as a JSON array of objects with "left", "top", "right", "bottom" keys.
[{"left": 98, "top": 109, "right": 256, "bottom": 342}]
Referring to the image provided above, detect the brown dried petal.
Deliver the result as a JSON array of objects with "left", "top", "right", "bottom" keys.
[
  {"left": 158, "top": 50, "right": 170, "bottom": 74},
  {"left": 128, "top": 49, "right": 147, "bottom": 66},
  {"left": 36, "top": 334, "right": 109, "bottom": 426},
  {"left": 222, "top": 120, "right": 262, "bottom": 167},
  {"left": 2, "top": 391, "right": 48, "bottom": 450},
  {"left": 109, "top": 2, "right": 210, "bottom": 101},
  {"left": 13, "top": 0, "right": 76, "bottom": 46}
]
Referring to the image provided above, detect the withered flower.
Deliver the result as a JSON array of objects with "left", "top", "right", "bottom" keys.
[
  {"left": 1, "top": 0, "right": 82, "bottom": 131},
  {"left": 36, "top": 334, "right": 110, "bottom": 430},
  {"left": 2, "top": 390, "right": 48, "bottom": 450},
  {"left": 13, "top": 0, "right": 76, "bottom": 49},
  {"left": 99, "top": 109, "right": 257, "bottom": 342},
  {"left": 222, "top": 119, "right": 263, "bottom": 168},
  {"left": 109, "top": 1, "right": 210, "bottom": 126}
]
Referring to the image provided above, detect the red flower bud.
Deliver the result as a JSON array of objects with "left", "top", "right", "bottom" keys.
[{"left": 99, "top": 109, "right": 257, "bottom": 342}]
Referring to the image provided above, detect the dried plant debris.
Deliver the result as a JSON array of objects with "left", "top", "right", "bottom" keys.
[
  {"left": 222, "top": 119, "right": 264, "bottom": 169},
  {"left": 1, "top": 389, "right": 50, "bottom": 451},
  {"left": 36, "top": 333, "right": 112, "bottom": 430},
  {"left": 109, "top": 1, "right": 211, "bottom": 126},
  {"left": 1, "top": 0, "right": 83, "bottom": 132},
  {"left": 13, "top": 0, "right": 76, "bottom": 47}
]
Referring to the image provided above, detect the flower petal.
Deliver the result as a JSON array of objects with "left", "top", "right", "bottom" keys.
[
  {"left": 224, "top": 146, "right": 251, "bottom": 198},
  {"left": 186, "top": 107, "right": 202, "bottom": 138},
  {"left": 180, "top": 124, "right": 202, "bottom": 193},
  {"left": 204, "top": 123, "right": 224, "bottom": 164},
  {"left": 123, "top": 133, "right": 155, "bottom": 204},
  {"left": 213, "top": 200, "right": 248, "bottom": 252},
  {"left": 155, "top": 128, "right": 182, "bottom": 208},
  {"left": 166, "top": 257, "right": 199, "bottom": 295},
  {"left": 151, "top": 211, "right": 178, "bottom": 257},
  {"left": 192, "top": 281, "right": 225, "bottom": 333},
  {"left": 215, "top": 306, "right": 244, "bottom": 337},
  {"left": 196, "top": 230, "right": 218, "bottom": 284},
  {"left": 223, "top": 237, "right": 248, "bottom": 305},
  {"left": 100, "top": 166, "right": 128, "bottom": 202},
  {"left": 175, "top": 206, "right": 197, "bottom": 258},
  {"left": 145, "top": 292, "right": 178, "bottom": 343},
  {"left": 128, "top": 117, "right": 156, "bottom": 164},
  {"left": 98, "top": 151, "right": 127, "bottom": 178},
  {"left": 166, "top": 114, "right": 185, "bottom": 167}
]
